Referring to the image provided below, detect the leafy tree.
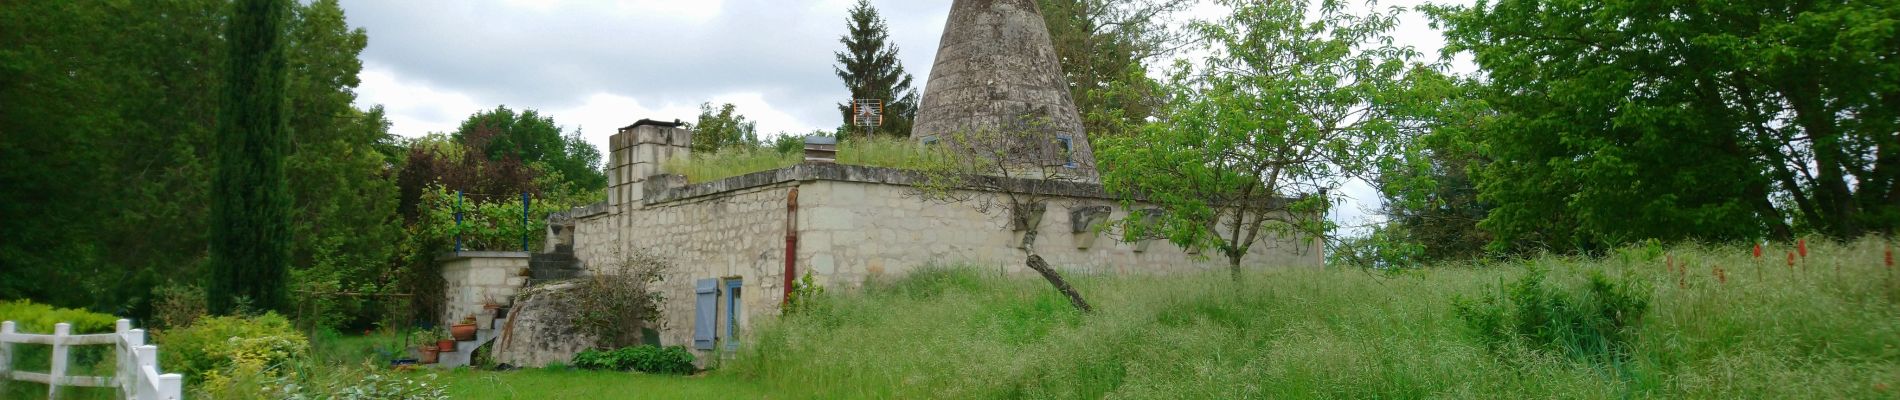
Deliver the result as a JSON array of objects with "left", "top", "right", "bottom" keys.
[
  {"left": 1038, "top": 0, "right": 1187, "bottom": 138},
  {"left": 452, "top": 106, "right": 606, "bottom": 193},
  {"left": 210, "top": 0, "right": 295, "bottom": 315},
  {"left": 833, "top": 0, "right": 918, "bottom": 139},
  {"left": 283, "top": 0, "right": 406, "bottom": 328},
  {"left": 1099, "top": 0, "right": 1426, "bottom": 279},
  {"left": 1361, "top": 70, "right": 1495, "bottom": 266},
  {"left": 1, "top": 0, "right": 410, "bottom": 326},
  {"left": 1426, "top": 0, "right": 1900, "bottom": 252},
  {"left": 691, "top": 102, "right": 761, "bottom": 153},
  {"left": 396, "top": 134, "right": 539, "bottom": 219},
  {"left": 0, "top": 0, "right": 228, "bottom": 312}
]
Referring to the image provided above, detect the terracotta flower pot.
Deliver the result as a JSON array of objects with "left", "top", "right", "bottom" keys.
[
  {"left": 450, "top": 323, "right": 478, "bottom": 341},
  {"left": 438, "top": 339, "right": 457, "bottom": 352},
  {"left": 418, "top": 346, "right": 440, "bottom": 364}
]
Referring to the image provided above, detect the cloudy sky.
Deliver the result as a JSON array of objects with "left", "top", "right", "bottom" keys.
[{"left": 337, "top": 0, "right": 1471, "bottom": 232}]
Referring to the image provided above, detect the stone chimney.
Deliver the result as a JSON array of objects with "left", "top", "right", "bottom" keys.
[
  {"left": 911, "top": 0, "right": 1096, "bottom": 178},
  {"left": 607, "top": 119, "right": 692, "bottom": 210}
]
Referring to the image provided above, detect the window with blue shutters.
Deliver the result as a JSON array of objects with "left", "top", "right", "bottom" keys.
[
  {"left": 693, "top": 278, "right": 717, "bottom": 350},
  {"left": 725, "top": 279, "right": 743, "bottom": 350}
]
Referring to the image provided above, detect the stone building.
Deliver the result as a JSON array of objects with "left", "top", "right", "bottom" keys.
[{"left": 451, "top": 0, "right": 1324, "bottom": 366}]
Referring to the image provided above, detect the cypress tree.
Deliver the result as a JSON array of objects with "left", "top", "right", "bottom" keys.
[
  {"left": 209, "top": 0, "right": 293, "bottom": 315},
  {"left": 834, "top": 0, "right": 918, "bottom": 139}
]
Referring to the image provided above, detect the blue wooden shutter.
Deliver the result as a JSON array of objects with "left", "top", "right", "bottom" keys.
[{"left": 693, "top": 279, "right": 717, "bottom": 350}]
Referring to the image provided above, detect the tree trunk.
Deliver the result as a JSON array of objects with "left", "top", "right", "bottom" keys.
[
  {"left": 1227, "top": 250, "right": 1244, "bottom": 281},
  {"left": 1788, "top": 82, "right": 1861, "bottom": 237},
  {"left": 1025, "top": 254, "right": 1092, "bottom": 313}
]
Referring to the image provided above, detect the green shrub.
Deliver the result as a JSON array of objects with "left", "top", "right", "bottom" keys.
[
  {"left": 278, "top": 363, "right": 450, "bottom": 400},
  {"left": 150, "top": 283, "right": 208, "bottom": 330},
  {"left": 190, "top": 361, "right": 449, "bottom": 400},
  {"left": 783, "top": 271, "right": 828, "bottom": 315},
  {"left": 159, "top": 313, "right": 309, "bottom": 383},
  {"left": 417, "top": 185, "right": 564, "bottom": 252},
  {"left": 571, "top": 345, "right": 696, "bottom": 375},
  {"left": 0, "top": 300, "right": 120, "bottom": 334},
  {"left": 1452, "top": 266, "right": 1651, "bottom": 365}
]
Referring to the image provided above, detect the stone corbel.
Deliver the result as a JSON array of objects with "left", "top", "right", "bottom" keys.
[
  {"left": 1069, "top": 206, "right": 1111, "bottom": 250},
  {"left": 1133, "top": 208, "right": 1164, "bottom": 253},
  {"left": 1011, "top": 201, "right": 1048, "bottom": 249}
]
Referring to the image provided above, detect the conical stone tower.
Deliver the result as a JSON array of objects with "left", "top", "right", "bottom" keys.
[{"left": 911, "top": 0, "right": 1095, "bottom": 178}]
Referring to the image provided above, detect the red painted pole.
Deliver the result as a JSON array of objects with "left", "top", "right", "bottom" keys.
[{"left": 783, "top": 187, "right": 800, "bottom": 308}]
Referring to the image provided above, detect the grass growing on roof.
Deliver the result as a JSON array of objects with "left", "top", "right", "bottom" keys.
[{"left": 662, "top": 136, "right": 951, "bottom": 183}]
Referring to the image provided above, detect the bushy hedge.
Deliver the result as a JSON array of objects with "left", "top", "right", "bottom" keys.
[
  {"left": 159, "top": 313, "right": 309, "bottom": 383},
  {"left": 0, "top": 300, "right": 120, "bottom": 334},
  {"left": 571, "top": 345, "right": 696, "bottom": 375}
]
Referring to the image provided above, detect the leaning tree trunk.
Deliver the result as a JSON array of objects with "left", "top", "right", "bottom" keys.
[{"left": 1025, "top": 254, "right": 1093, "bottom": 313}]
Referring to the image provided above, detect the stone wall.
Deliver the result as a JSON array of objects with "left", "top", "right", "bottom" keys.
[
  {"left": 564, "top": 163, "right": 1324, "bottom": 359},
  {"left": 793, "top": 179, "right": 1322, "bottom": 287},
  {"left": 618, "top": 181, "right": 795, "bottom": 351},
  {"left": 438, "top": 252, "right": 531, "bottom": 326}
]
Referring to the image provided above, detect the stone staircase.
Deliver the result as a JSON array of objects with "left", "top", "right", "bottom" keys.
[
  {"left": 529, "top": 244, "right": 584, "bottom": 283},
  {"left": 432, "top": 239, "right": 581, "bottom": 368},
  {"left": 435, "top": 314, "right": 509, "bottom": 368}
]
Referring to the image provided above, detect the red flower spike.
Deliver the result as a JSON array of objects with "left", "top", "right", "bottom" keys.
[
  {"left": 1714, "top": 266, "right": 1727, "bottom": 285},
  {"left": 1787, "top": 252, "right": 1796, "bottom": 269},
  {"left": 1797, "top": 239, "right": 1808, "bottom": 258},
  {"left": 1885, "top": 247, "right": 1893, "bottom": 268},
  {"left": 1752, "top": 244, "right": 1762, "bottom": 258}
]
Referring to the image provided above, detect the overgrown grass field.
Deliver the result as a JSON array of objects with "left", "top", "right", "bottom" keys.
[
  {"left": 723, "top": 238, "right": 1899, "bottom": 398},
  {"left": 85, "top": 238, "right": 1892, "bottom": 399}
]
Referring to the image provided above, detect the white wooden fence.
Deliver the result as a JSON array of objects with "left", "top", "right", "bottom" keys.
[{"left": 0, "top": 319, "right": 183, "bottom": 400}]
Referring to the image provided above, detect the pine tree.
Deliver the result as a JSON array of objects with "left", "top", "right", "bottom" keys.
[
  {"left": 210, "top": 0, "right": 294, "bottom": 315},
  {"left": 834, "top": 0, "right": 918, "bottom": 139}
]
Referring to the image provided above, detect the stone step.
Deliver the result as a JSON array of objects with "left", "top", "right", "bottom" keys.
[{"left": 433, "top": 317, "right": 508, "bottom": 368}]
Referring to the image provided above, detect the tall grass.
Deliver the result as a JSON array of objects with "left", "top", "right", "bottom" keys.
[
  {"left": 662, "top": 137, "right": 950, "bottom": 183},
  {"left": 723, "top": 238, "right": 1900, "bottom": 399}
]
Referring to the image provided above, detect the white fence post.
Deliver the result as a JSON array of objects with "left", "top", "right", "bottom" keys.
[
  {"left": 135, "top": 345, "right": 158, "bottom": 400},
  {"left": 158, "top": 373, "right": 183, "bottom": 400},
  {"left": 0, "top": 321, "right": 13, "bottom": 378},
  {"left": 117, "top": 319, "right": 142, "bottom": 398},
  {"left": 49, "top": 323, "right": 69, "bottom": 400}
]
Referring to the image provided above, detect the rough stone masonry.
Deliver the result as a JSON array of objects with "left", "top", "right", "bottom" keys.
[{"left": 912, "top": 0, "right": 1098, "bottom": 179}]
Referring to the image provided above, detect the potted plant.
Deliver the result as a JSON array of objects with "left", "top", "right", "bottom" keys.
[
  {"left": 450, "top": 314, "right": 478, "bottom": 341},
  {"left": 412, "top": 330, "right": 441, "bottom": 364}
]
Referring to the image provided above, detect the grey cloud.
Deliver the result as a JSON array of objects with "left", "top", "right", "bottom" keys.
[{"left": 339, "top": 0, "right": 952, "bottom": 131}]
